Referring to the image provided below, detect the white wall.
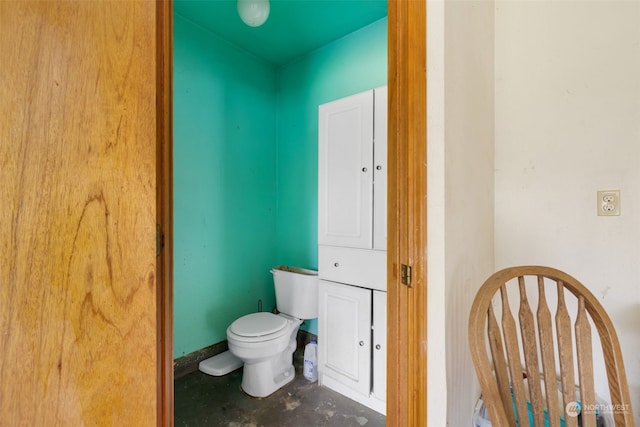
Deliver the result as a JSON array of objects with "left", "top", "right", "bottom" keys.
[
  {"left": 426, "top": 1, "right": 448, "bottom": 426},
  {"left": 427, "top": 2, "right": 447, "bottom": 425},
  {"left": 444, "top": 1, "right": 496, "bottom": 425},
  {"left": 495, "top": 1, "right": 640, "bottom": 424},
  {"left": 427, "top": 1, "right": 495, "bottom": 425},
  {"left": 429, "top": 1, "right": 639, "bottom": 425}
]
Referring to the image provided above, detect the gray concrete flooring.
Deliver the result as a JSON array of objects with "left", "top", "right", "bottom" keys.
[{"left": 174, "top": 348, "right": 386, "bottom": 427}]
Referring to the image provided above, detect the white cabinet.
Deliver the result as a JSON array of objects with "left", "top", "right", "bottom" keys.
[
  {"left": 371, "top": 290, "right": 387, "bottom": 402},
  {"left": 317, "top": 87, "right": 388, "bottom": 415},
  {"left": 318, "top": 245, "right": 386, "bottom": 291},
  {"left": 318, "top": 280, "right": 371, "bottom": 397},
  {"left": 318, "top": 281, "right": 387, "bottom": 414},
  {"left": 372, "top": 87, "right": 387, "bottom": 251},
  {"left": 318, "top": 86, "right": 387, "bottom": 250}
]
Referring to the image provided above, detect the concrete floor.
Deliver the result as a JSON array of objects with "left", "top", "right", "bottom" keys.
[{"left": 174, "top": 347, "right": 386, "bottom": 427}]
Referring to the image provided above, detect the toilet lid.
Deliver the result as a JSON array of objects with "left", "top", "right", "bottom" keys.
[{"left": 229, "top": 312, "right": 288, "bottom": 337}]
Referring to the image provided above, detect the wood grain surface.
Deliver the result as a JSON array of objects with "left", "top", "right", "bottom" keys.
[
  {"left": 1, "top": 1, "right": 158, "bottom": 424},
  {"left": 387, "top": 0, "right": 427, "bottom": 424}
]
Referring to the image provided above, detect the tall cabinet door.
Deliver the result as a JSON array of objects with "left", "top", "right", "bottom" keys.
[
  {"left": 372, "top": 291, "right": 387, "bottom": 401},
  {"left": 373, "top": 87, "right": 388, "bottom": 250},
  {"left": 318, "top": 90, "right": 374, "bottom": 249},
  {"left": 318, "top": 280, "right": 372, "bottom": 397}
]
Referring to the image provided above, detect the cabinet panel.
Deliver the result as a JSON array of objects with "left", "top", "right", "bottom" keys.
[
  {"left": 372, "top": 291, "right": 387, "bottom": 401},
  {"left": 318, "top": 280, "right": 371, "bottom": 397},
  {"left": 318, "top": 90, "right": 374, "bottom": 249},
  {"left": 373, "top": 87, "right": 388, "bottom": 250},
  {"left": 318, "top": 245, "right": 386, "bottom": 291}
]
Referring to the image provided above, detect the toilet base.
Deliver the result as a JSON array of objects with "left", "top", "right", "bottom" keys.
[{"left": 241, "top": 361, "right": 295, "bottom": 398}]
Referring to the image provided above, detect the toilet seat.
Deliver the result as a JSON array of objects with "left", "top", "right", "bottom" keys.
[{"left": 228, "top": 312, "right": 291, "bottom": 343}]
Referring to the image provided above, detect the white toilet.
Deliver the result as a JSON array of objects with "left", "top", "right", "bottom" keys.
[{"left": 226, "top": 265, "right": 318, "bottom": 398}]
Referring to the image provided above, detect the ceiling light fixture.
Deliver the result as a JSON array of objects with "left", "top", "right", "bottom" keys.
[{"left": 237, "top": 0, "right": 270, "bottom": 27}]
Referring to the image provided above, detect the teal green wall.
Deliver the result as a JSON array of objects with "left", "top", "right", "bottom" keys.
[
  {"left": 174, "top": 14, "right": 278, "bottom": 357},
  {"left": 174, "top": 15, "right": 387, "bottom": 358}
]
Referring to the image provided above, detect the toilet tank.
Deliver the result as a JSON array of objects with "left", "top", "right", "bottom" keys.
[{"left": 271, "top": 266, "right": 318, "bottom": 319}]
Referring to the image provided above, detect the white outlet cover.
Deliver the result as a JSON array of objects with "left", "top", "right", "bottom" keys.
[{"left": 597, "top": 190, "right": 620, "bottom": 216}]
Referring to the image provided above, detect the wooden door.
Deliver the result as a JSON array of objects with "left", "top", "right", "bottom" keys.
[
  {"left": 0, "top": 1, "right": 161, "bottom": 425},
  {"left": 318, "top": 90, "right": 374, "bottom": 249}
]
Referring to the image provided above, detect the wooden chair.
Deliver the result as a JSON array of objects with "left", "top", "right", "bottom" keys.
[{"left": 468, "top": 266, "right": 634, "bottom": 427}]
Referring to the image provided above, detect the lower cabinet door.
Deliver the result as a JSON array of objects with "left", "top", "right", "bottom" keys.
[
  {"left": 318, "top": 280, "right": 372, "bottom": 396},
  {"left": 372, "top": 290, "right": 387, "bottom": 401}
]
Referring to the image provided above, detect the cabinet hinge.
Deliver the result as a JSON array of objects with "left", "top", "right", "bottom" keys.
[
  {"left": 401, "top": 264, "right": 412, "bottom": 287},
  {"left": 156, "top": 224, "right": 164, "bottom": 257}
]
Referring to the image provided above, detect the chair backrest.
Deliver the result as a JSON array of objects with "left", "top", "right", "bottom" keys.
[{"left": 468, "top": 266, "right": 634, "bottom": 427}]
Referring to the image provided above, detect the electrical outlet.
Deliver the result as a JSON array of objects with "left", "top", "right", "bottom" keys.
[{"left": 597, "top": 190, "right": 620, "bottom": 216}]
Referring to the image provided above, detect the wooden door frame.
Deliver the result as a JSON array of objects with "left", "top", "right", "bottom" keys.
[
  {"left": 156, "top": 1, "right": 427, "bottom": 425},
  {"left": 157, "top": 0, "right": 174, "bottom": 425},
  {"left": 387, "top": 1, "right": 428, "bottom": 425}
]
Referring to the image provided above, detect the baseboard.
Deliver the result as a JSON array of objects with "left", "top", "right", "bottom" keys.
[{"left": 174, "top": 329, "right": 318, "bottom": 379}]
